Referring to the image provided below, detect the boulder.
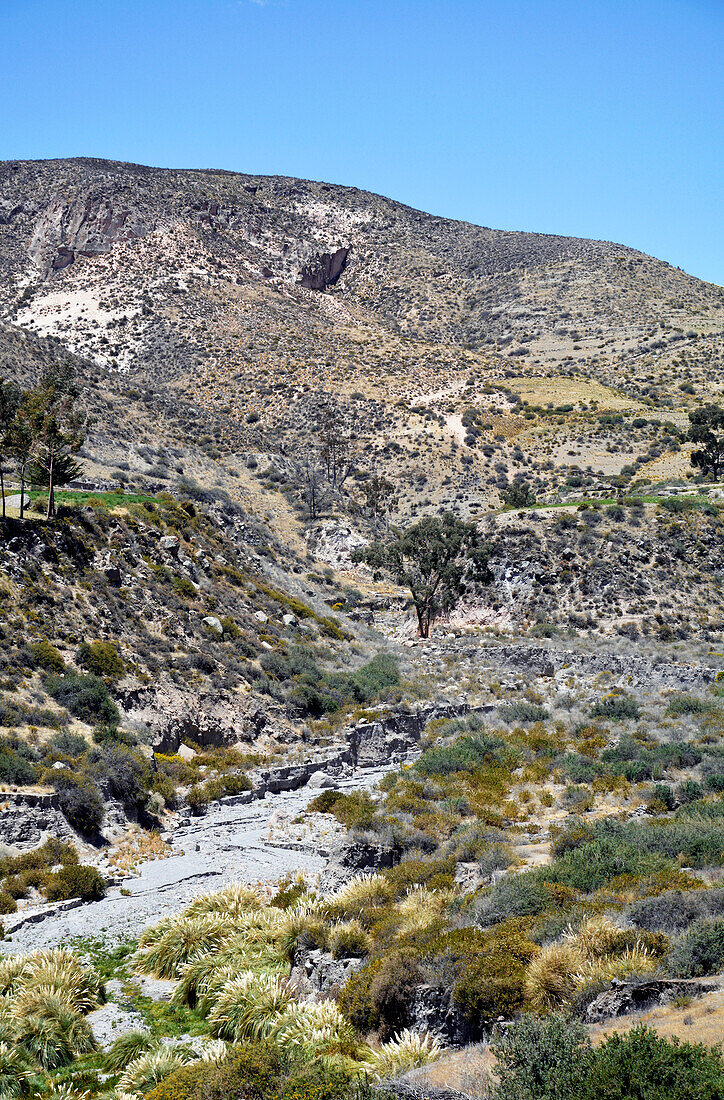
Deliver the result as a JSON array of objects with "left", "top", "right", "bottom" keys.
[{"left": 202, "top": 615, "right": 223, "bottom": 635}]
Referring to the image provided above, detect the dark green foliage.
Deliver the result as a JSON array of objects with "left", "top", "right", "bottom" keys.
[
  {"left": 45, "top": 672, "right": 120, "bottom": 726},
  {"left": 44, "top": 864, "right": 106, "bottom": 902},
  {"left": 475, "top": 869, "right": 553, "bottom": 925},
  {"left": 89, "top": 742, "right": 151, "bottom": 808},
  {"left": 548, "top": 835, "right": 668, "bottom": 893},
  {"left": 677, "top": 779, "right": 705, "bottom": 804},
  {"left": 668, "top": 918, "right": 724, "bottom": 977},
  {"left": 53, "top": 774, "right": 105, "bottom": 834},
  {"left": 147, "top": 1039, "right": 374, "bottom": 1100},
  {"left": 493, "top": 1019, "right": 724, "bottom": 1100},
  {"left": 499, "top": 701, "right": 549, "bottom": 724},
  {"left": 308, "top": 789, "right": 377, "bottom": 829},
  {"left": 491, "top": 1013, "right": 591, "bottom": 1100},
  {"left": 0, "top": 890, "right": 17, "bottom": 913},
  {"left": 186, "top": 772, "right": 253, "bottom": 813},
  {"left": 368, "top": 952, "right": 420, "bottom": 1037},
  {"left": 29, "top": 638, "right": 66, "bottom": 672},
  {"left": 353, "top": 513, "right": 491, "bottom": 637},
  {"left": 590, "top": 694, "right": 640, "bottom": 721},
  {"left": 666, "top": 694, "right": 715, "bottom": 716},
  {"left": 501, "top": 482, "right": 537, "bottom": 508},
  {"left": 647, "top": 784, "right": 675, "bottom": 811},
  {"left": 416, "top": 731, "right": 514, "bottom": 776},
  {"left": 0, "top": 733, "right": 38, "bottom": 784},
  {"left": 76, "top": 640, "right": 125, "bottom": 679},
  {"left": 688, "top": 404, "right": 724, "bottom": 480},
  {"left": 146, "top": 1042, "right": 280, "bottom": 1100},
  {"left": 552, "top": 808, "right": 724, "bottom": 877},
  {"left": 48, "top": 729, "right": 88, "bottom": 756},
  {"left": 327, "top": 652, "right": 400, "bottom": 705},
  {"left": 584, "top": 1025, "right": 724, "bottom": 1100}
]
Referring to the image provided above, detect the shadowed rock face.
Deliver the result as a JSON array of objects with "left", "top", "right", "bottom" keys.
[{"left": 300, "top": 247, "right": 350, "bottom": 290}]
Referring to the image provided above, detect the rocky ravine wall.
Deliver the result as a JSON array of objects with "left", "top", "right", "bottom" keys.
[{"left": 0, "top": 701, "right": 474, "bottom": 847}]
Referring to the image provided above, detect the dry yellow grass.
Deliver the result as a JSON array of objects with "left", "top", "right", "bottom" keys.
[
  {"left": 590, "top": 983, "right": 724, "bottom": 1048},
  {"left": 504, "top": 375, "right": 640, "bottom": 411}
]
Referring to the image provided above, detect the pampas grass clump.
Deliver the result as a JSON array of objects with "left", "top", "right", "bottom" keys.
[
  {"left": 10, "top": 990, "right": 96, "bottom": 1069},
  {"left": 368, "top": 1030, "right": 442, "bottom": 1080},
  {"left": 184, "top": 885, "right": 265, "bottom": 918},
  {"left": 0, "top": 1041, "right": 35, "bottom": 1100},
  {"left": 208, "top": 972, "right": 292, "bottom": 1041},
  {"left": 104, "top": 1030, "right": 155, "bottom": 1073},
  {"left": 272, "top": 1000, "right": 359, "bottom": 1060},
  {"left": 394, "top": 887, "right": 453, "bottom": 934},
  {"left": 576, "top": 945, "right": 658, "bottom": 984},
  {"left": 326, "top": 874, "right": 392, "bottom": 920},
  {"left": 134, "top": 916, "right": 230, "bottom": 979},
  {"left": 328, "top": 920, "right": 371, "bottom": 960},
  {"left": 118, "top": 1046, "right": 191, "bottom": 1095}
]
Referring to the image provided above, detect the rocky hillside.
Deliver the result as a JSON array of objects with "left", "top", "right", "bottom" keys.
[{"left": 1, "top": 157, "right": 723, "bottom": 535}]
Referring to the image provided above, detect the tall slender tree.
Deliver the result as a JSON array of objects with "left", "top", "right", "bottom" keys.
[
  {"left": 0, "top": 379, "right": 22, "bottom": 519},
  {"left": 5, "top": 404, "right": 34, "bottom": 519},
  {"left": 26, "top": 361, "right": 86, "bottom": 519}
]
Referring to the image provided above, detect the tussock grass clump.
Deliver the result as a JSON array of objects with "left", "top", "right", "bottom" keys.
[
  {"left": 272, "top": 1000, "right": 359, "bottom": 1061},
  {"left": 367, "top": 1029, "right": 441, "bottom": 1080},
  {"left": 134, "top": 916, "right": 231, "bottom": 979},
  {"left": 325, "top": 874, "right": 393, "bottom": 921},
  {"left": 119, "top": 1046, "right": 192, "bottom": 1095},
  {"left": 525, "top": 943, "right": 582, "bottom": 1011},
  {"left": 104, "top": 1030, "right": 154, "bottom": 1073},
  {"left": 208, "top": 972, "right": 292, "bottom": 1042}
]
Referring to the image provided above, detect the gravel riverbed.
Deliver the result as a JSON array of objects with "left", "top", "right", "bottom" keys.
[{"left": 0, "top": 764, "right": 393, "bottom": 955}]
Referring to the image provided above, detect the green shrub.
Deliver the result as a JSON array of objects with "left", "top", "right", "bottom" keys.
[
  {"left": 76, "top": 641, "right": 125, "bottom": 679},
  {"left": 475, "top": 869, "right": 553, "bottom": 926},
  {"left": 308, "top": 789, "right": 344, "bottom": 814},
  {"left": 583, "top": 1025, "right": 724, "bottom": 1100},
  {"left": 48, "top": 729, "right": 88, "bottom": 757},
  {"left": 0, "top": 738, "right": 38, "bottom": 785},
  {"left": 548, "top": 836, "right": 668, "bottom": 894},
  {"left": 338, "top": 959, "right": 384, "bottom": 1033},
  {"left": 666, "top": 694, "right": 715, "bottom": 716},
  {"left": 146, "top": 1042, "right": 280, "bottom": 1100},
  {"left": 172, "top": 575, "right": 197, "bottom": 598},
  {"left": 416, "top": 731, "right": 515, "bottom": 776},
  {"left": 186, "top": 773, "right": 252, "bottom": 813},
  {"left": 491, "top": 1012, "right": 591, "bottom": 1100},
  {"left": 668, "top": 918, "right": 724, "bottom": 977},
  {"left": 0, "top": 890, "right": 17, "bottom": 914},
  {"left": 452, "top": 921, "right": 538, "bottom": 1030},
  {"left": 628, "top": 889, "right": 724, "bottom": 936},
  {"left": 368, "top": 952, "right": 420, "bottom": 1038},
  {"left": 590, "top": 695, "right": 640, "bottom": 721},
  {"left": 30, "top": 638, "right": 66, "bottom": 672},
  {"left": 53, "top": 775, "right": 105, "bottom": 834},
  {"left": 89, "top": 743, "right": 151, "bottom": 807},
  {"left": 498, "top": 701, "right": 549, "bottom": 724},
  {"left": 45, "top": 673, "right": 120, "bottom": 726},
  {"left": 308, "top": 790, "right": 377, "bottom": 829},
  {"left": 677, "top": 779, "right": 704, "bottom": 804},
  {"left": 44, "top": 864, "right": 107, "bottom": 902}
]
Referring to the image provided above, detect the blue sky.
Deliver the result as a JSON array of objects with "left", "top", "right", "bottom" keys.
[{"left": 1, "top": 0, "right": 722, "bottom": 284}]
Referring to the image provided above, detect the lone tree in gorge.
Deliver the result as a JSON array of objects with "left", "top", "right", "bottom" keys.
[
  {"left": 688, "top": 404, "right": 724, "bottom": 481},
  {"left": 353, "top": 512, "right": 491, "bottom": 638}
]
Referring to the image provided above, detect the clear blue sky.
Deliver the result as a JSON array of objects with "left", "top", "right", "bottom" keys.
[{"left": 1, "top": 0, "right": 722, "bottom": 284}]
